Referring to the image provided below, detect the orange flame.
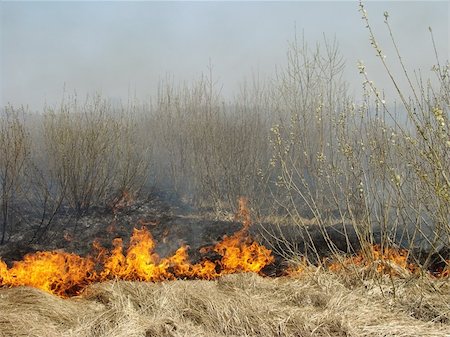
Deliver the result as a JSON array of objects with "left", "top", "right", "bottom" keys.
[
  {"left": 287, "top": 245, "right": 449, "bottom": 280},
  {"left": 1, "top": 196, "right": 447, "bottom": 298},
  {"left": 0, "top": 197, "right": 274, "bottom": 297},
  {"left": 215, "top": 197, "right": 273, "bottom": 274},
  {"left": 0, "top": 251, "right": 96, "bottom": 296},
  {"left": 326, "top": 244, "right": 416, "bottom": 276},
  {"left": 436, "top": 260, "right": 450, "bottom": 278}
]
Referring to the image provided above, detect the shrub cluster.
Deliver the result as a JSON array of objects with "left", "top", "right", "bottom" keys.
[{"left": 0, "top": 6, "right": 448, "bottom": 271}]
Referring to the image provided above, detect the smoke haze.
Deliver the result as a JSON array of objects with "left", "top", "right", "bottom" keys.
[{"left": 1, "top": 1, "right": 449, "bottom": 110}]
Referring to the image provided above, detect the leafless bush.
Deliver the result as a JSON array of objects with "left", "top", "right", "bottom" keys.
[
  {"left": 267, "top": 3, "right": 449, "bottom": 274},
  {"left": 356, "top": 1, "right": 449, "bottom": 267},
  {"left": 0, "top": 106, "right": 30, "bottom": 244},
  {"left": 42, "top": 94, "right": 150, "bottom": 216},
  {"left": 1, "top": 3, "right": 447, "bottom": 280},
  {"left": 267, "top": 34, "right": 361, "bottom": 261},
  {"left": 148, "top": 70, "right": 271, "bottom": 212},
  {"left": 112, "top": 102, "right": 151, "bottom": 198}
]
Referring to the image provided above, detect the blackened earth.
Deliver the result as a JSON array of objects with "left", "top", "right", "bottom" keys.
[{"left": 0, "top": 190, "right": 448, "bottom": 275}]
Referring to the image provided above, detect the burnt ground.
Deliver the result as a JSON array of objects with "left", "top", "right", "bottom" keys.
[
  {"left": 0, "top": 190, "right": 448, "bottom": 275},
  {"left": 0, "top": 191, "right": 244, "bottom": 266}
]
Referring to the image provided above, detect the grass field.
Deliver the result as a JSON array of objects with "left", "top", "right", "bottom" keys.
[
  {"left": 1, "top": 2, "right": 449, "bottom": 336},
  {"left": 1, "top": 272, "right": 449, "bottom": 337}
]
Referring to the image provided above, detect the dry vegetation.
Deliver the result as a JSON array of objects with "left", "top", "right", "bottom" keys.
[
  {"left": 0, "top": 3, "right": 449, "bottom": 337},
  {"left": 0, "top": 272, "right": 449, "bottom": 337}
]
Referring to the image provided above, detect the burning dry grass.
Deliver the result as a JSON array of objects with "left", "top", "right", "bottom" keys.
[
  {"left": 1, "top": 198, "right": 448, "bottom": 336},
  {"left": 0, "top": 272, "right": 448, "bottom": 337},
  {"left": 0, "top": 198, "right": 274, "bottom": 297}
]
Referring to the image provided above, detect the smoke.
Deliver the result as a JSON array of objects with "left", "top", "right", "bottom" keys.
[{"left": 2, "top": 1, "right": 447, "bottom": 110}]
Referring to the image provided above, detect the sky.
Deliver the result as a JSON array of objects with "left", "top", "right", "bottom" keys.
[{"left": 1, "top": 1, "right": 449, "bottom": 111}]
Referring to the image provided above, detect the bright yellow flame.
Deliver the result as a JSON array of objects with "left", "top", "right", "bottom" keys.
[{"left": 0, "top": 197, "right": 274, "bottom": 297}]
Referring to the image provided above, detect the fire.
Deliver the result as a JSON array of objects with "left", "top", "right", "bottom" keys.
[
  {"left": 102, "top": 228, "right": 170, "bottom": 281},
  {"left": 326, "top": 244, "right": 417, "bottom": 276},
  {"left": 286, "top": 245, "right": 450, "bottom": 279},
  {"left": 436, "top": 260, "right": 450, "bottom": 278},
  {"left": 215, "top": 197, "right": 274, "bottom": 274},
  {"left": 0, "top": 251, "right": 96, "bottom": 296},
  {"left": 1, "top": 196, "right": 447, "bottom": 298},
  {"left": 0, "top": 197, "right": 274, "bottom": 297}
]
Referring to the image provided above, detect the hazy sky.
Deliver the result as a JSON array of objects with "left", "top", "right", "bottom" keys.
[{"left": 1, "top": 1, "right": 449, "bottom": 111}]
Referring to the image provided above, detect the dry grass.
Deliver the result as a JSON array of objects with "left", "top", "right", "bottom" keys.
[{"left": 0, "top": 272, "right": 448, "bottom": 337}]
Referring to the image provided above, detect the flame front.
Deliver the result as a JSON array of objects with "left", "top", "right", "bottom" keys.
[
  {"left": 98, "top": 229, "right": 172, "bottom": 282},
  {"left": 287, "top": 245, "right": 450, "bottom": 280},
  {"left": 326, "top": 244, "right": 416, "bottom": 276},
  {"left": 0, "top": 197, "right": 274, "bottom": 297},
  {"left": 1, "top": 197, "right": 448, "bottom": 298},
  {"left": 0, "top": 252, "right": 96, "bottom": 296}
]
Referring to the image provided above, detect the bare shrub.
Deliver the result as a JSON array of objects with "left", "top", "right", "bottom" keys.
[
  {"left": 0, "top": 106, "right": 30, "bottom": 244},
  {"left": 43, "top": 94, "right": 150, "bottom": 216},
  {"left": 112, "top": 102, "right": 151, "bottom": 198},
  {"left": 267, "top": 34, "right": 360, "bottom": 262},
  {"left": 267, "top": 3, "right": 449, "bottom": 274},
  {"left": 356, "top": 1, "right": 449, "bottom": 267},
  {"left": 149, "top": 70, "right": 271, "bottom": 212}
]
